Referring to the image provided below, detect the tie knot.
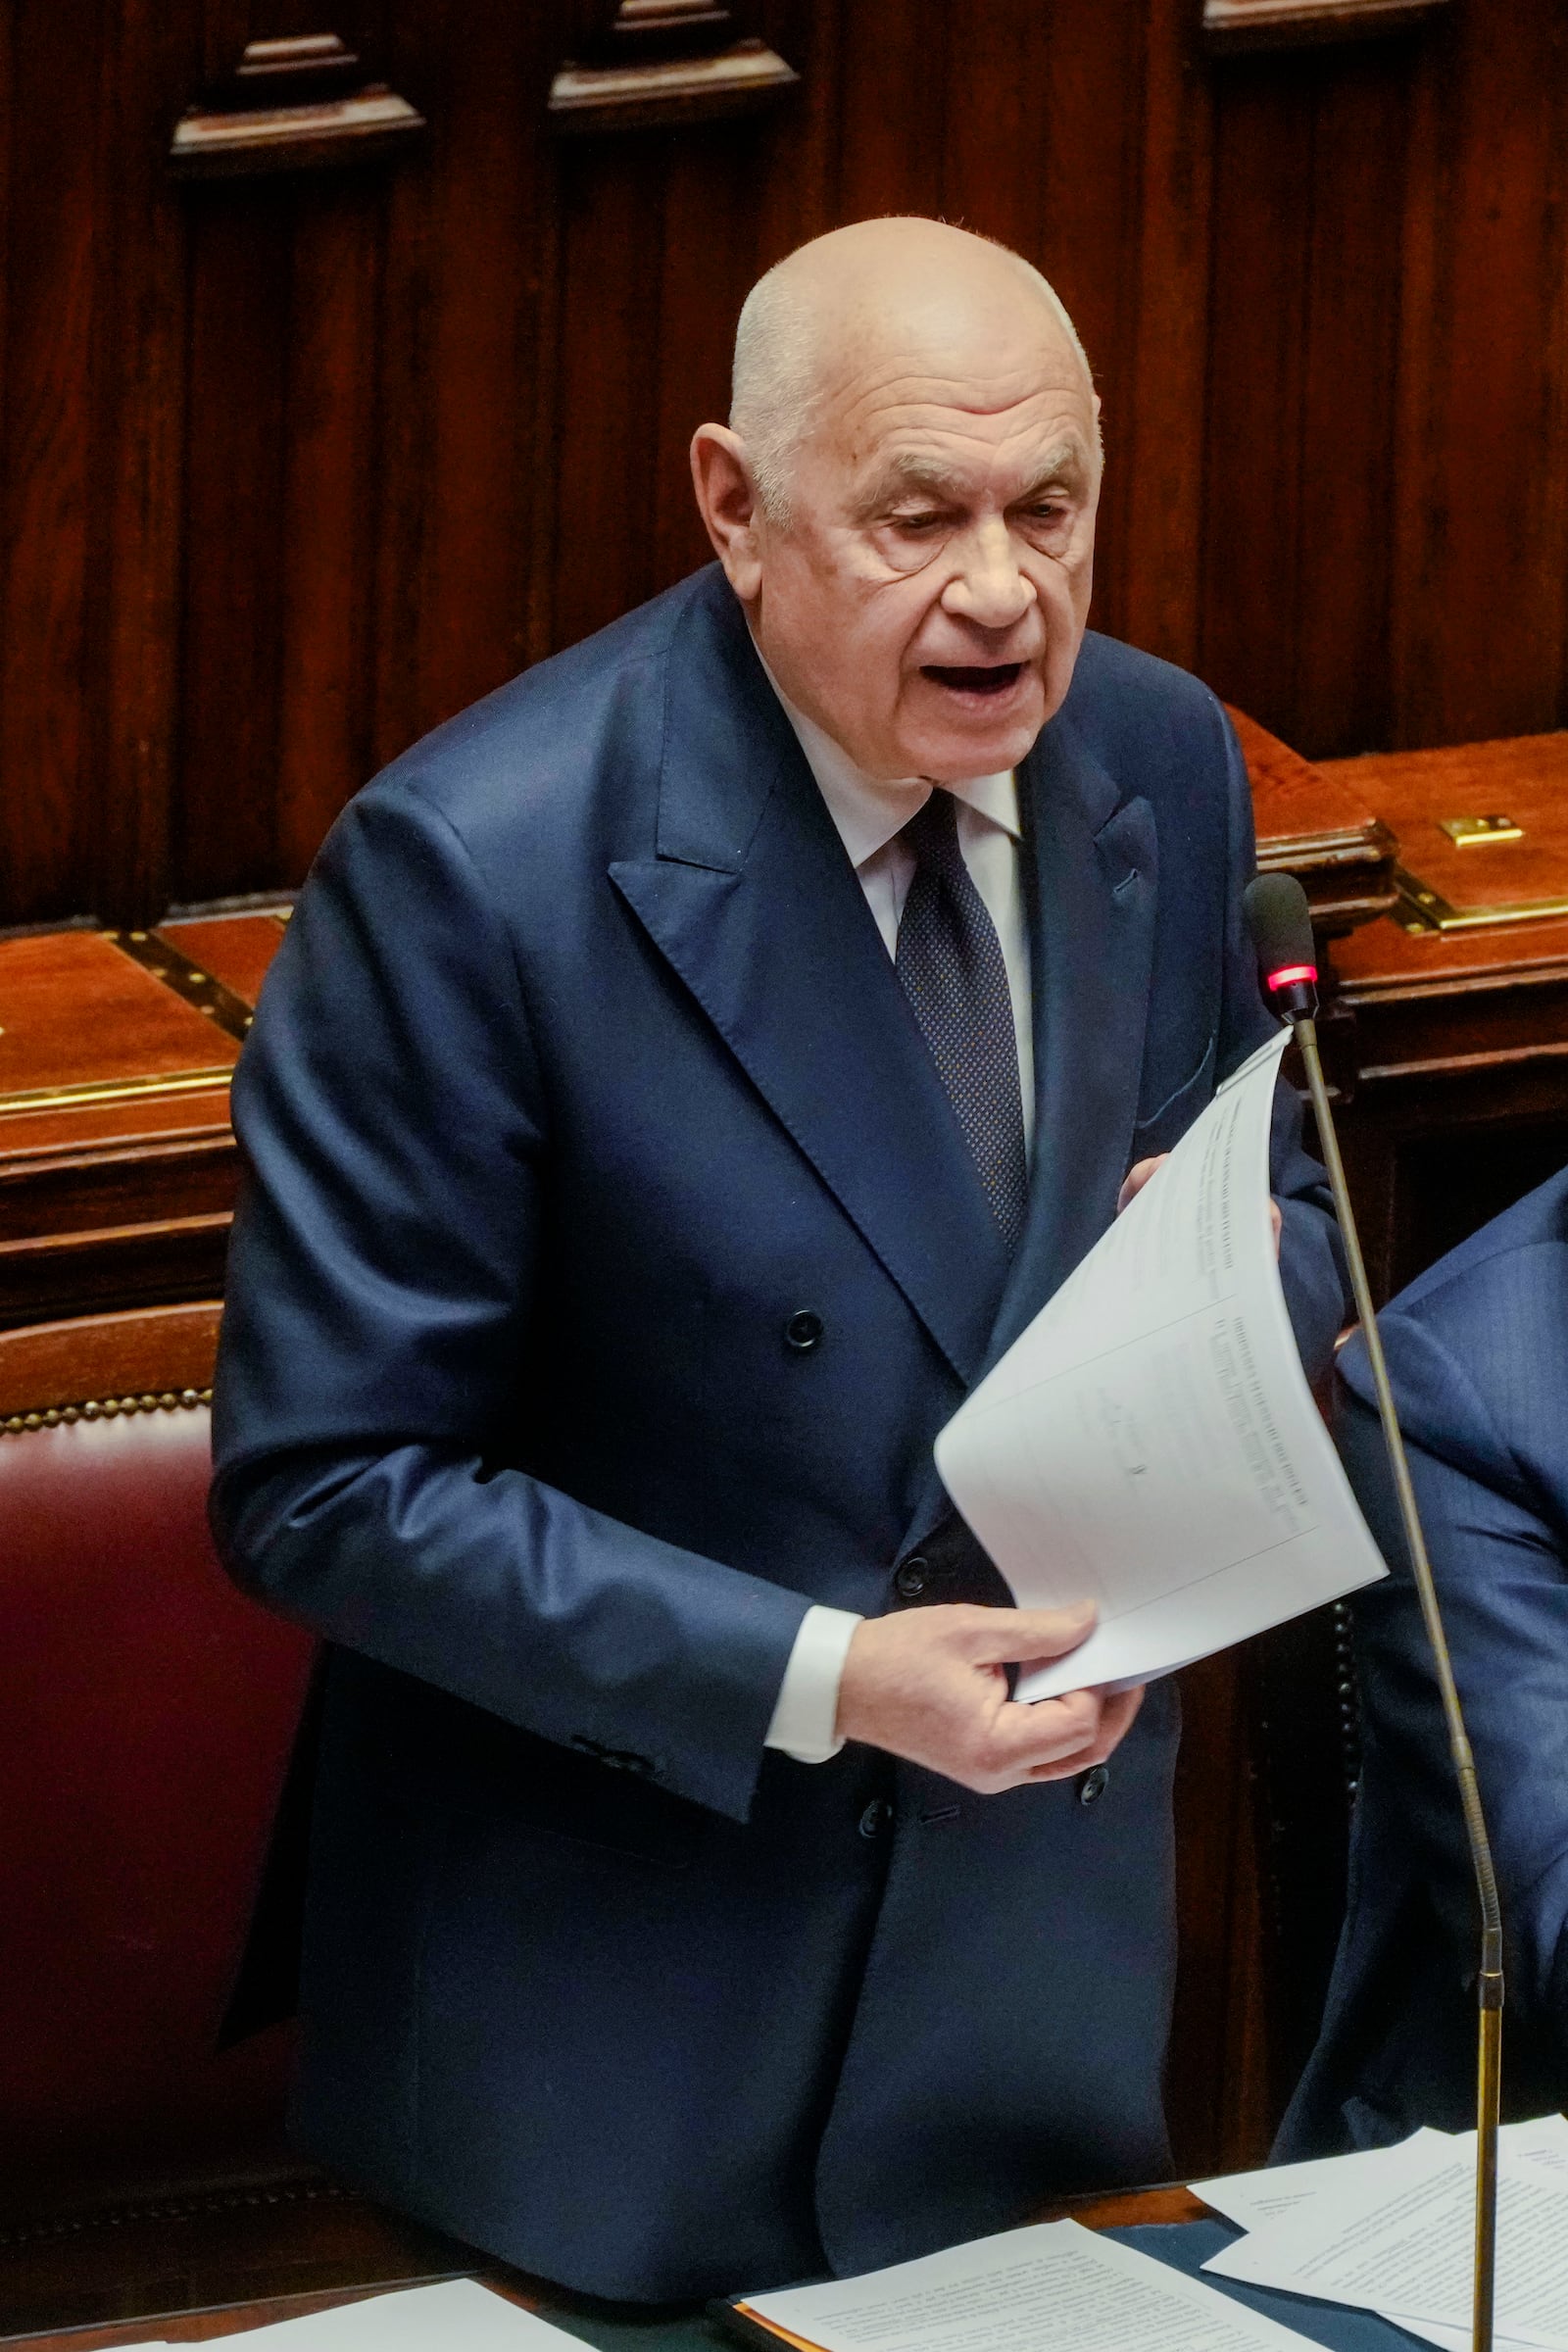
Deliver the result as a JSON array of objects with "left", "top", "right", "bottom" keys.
[{"left": 901, "top": 788, "right": 963, "bottom": 873}]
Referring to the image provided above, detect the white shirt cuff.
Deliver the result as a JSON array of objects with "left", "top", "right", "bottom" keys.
[{"left": 764, "top": 1604, "right": 863, "bottom": 1763}]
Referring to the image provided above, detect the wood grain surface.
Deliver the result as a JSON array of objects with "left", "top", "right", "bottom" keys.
[{"left": 2, "top": 1, "right": 1566, "bottom": 931}]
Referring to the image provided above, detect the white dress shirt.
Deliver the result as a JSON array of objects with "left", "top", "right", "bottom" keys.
[{"left": 760, "top": 671, "right": 1033, "bottom": 1763}]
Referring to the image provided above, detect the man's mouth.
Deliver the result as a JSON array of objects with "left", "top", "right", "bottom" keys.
[{"left": 921, "top": 663, "right": 1025, "bottom": 697}]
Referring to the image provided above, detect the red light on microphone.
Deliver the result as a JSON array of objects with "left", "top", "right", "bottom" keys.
[{"left": 1266, "top": 962, "right": 1317, "bottom": 992}]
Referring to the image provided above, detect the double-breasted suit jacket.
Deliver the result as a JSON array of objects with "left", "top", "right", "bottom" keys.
[
  {"left": 212, "top": 564, "right": 1346, "bottom": 2300},
  {"left": 1279, "top": 1168, "right": 1568, "bottom": 2158}
]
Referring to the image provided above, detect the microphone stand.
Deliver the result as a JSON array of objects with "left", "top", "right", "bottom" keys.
[{"left": 1279, "top": 1000, "right": 1503, "bottom": 2352}]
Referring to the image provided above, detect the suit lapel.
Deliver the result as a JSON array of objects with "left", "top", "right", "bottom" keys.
[
  {"left": 983, "top": 711, "right": 1158, "bottom": 1370},
  {"left": 611, "top": 574, "right": 1008, "bottom": 1386}
]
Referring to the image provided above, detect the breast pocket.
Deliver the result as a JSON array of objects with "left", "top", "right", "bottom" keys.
[{"left": 1129, "top": 1027, "right": 1217, "bottom": 1160}]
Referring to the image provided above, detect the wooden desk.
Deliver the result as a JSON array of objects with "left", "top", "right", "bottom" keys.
[
  {"left": 0, "top": 2183, "right": 1208, "bottom": 2348},
  {"left": 0, "top": 914, "right": 285, "bottom": 1331},
  {"left": 1230, "top": 708, "right": 1396, "bottom": 938},
  {"left": 1319, "top": 733, "right": 1568, "bottom": 1301}
]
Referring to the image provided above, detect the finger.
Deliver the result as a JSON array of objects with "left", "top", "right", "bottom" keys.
[
  {"left": 1116, "top": 1153, "right": 1169, "bottom": 1215},
  {"left": 982, "top": 1688, "right": 1103, "bottom": 1774},
  {"left": 962, "top": 1601, "right": 1097, "bottom": 1666},
  {"left": 1269, "top": 1199, "right": 1283, "bottom": 1257},
  {"left": 1023, "top": 1749, "right": 1104, "bottom": 1783},
  {"left": 1061, "top": 1683, "right": 1145, "bottom": 1770}
]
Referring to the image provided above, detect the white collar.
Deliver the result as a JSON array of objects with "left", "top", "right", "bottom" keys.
[{"left": 758, "top": 651, "right": 1021, "bottom": 869}]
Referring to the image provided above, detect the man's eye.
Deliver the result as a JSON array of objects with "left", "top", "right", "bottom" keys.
[{"left": 890, "top": 512, "right": 948, "bottom": 534}]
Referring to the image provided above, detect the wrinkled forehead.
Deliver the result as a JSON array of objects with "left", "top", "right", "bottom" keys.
[{"left": 807, "top": 292, "right": 1098, "bottom": 488}]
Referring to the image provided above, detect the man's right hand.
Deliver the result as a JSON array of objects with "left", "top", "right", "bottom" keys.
[{"left": 834, "top": 1602, "right": 1142, "bottom": 1792}]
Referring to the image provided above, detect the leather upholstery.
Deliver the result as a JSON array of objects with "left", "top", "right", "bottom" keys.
[{"left": 0, "top": 1402, "right": 314, "bottom": 2212}]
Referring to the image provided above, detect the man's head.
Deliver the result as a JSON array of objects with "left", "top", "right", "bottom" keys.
[{"left": 691, "top": 217, "right": 1102, "bottom": 783}]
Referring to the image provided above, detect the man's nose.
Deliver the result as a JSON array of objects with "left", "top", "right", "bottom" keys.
[{"left": 941, "top": 520, "right": 1036, "bottom": 631}]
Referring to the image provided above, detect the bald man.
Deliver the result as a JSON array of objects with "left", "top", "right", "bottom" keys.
[{"left": 213, "top": 220, "right": 1346, "bottom": 2299}]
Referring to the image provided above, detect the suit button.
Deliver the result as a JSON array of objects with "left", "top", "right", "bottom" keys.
[
  {"left": 894, "top": 1557, "right": 928, "bottom": 1599},
  {"left": 858, "top": 1799, "right": 893, "bottom": 1840},
  {"left": 785, "top": 1309, "right": 824, "bottom": 1352},
  {"left": 1079, "top": 1766, "right": 1109, "bottom": 1807}
]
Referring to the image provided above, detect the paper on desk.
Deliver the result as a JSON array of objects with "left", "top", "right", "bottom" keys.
[
  {"left": 107, "top": 2280, "right": 588, "bottom": 2349},
  {"left": 1500, "top": 2112, "right": 1568, "bottom": 2183},
  {"left": 1203, "top": 2130, "right": 1568, "bottom": 2347},
  {"left": 746, "top": 2217, "right": 1322, "bottom": 2351},
  {"left": 1193, "top": 2129, "right": 1558, "bottom": 2352},
  {"left": 934, "top": 1030, "right": 1387, "bottom": 1701},
  {"left": 1366, "top": 2121, "right": 1568, "bottom": 2352},
  {"left": 1193, "top": 2129, "right": 1455, "bottom": 2230}
]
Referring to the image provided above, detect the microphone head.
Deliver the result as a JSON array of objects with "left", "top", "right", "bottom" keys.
[{"left": 1243, "top": 872, "right": 1319, "bottom": 1017}]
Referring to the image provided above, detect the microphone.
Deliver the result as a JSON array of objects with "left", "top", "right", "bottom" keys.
[{"left": 1243, "top": 873, "right": 1503, "bottom": 2352}]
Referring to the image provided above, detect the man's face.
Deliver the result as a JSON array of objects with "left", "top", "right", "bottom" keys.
[{"left": 747, "top": 315, "right": 1101, "bottom": 782}]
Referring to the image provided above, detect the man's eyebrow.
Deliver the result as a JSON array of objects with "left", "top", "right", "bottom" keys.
[
  {"left": 1015, "top": 443, "right": 1092, "bottom": 499},
  {"left": 852, "top": 441, "right": 1092, "bottom": 517},
  {"left": 849, "top": 457, "right": 965, "bottom": 517}
]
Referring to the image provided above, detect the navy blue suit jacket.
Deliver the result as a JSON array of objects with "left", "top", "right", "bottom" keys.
[
  {"left": 212, "top": 564, "right": 1346, "bottom": 2299},
  {"left": 1278, "top": 1169, "right": 1568, "bottom": 2158}
]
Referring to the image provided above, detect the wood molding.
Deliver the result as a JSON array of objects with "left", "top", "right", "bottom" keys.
[
  {"left": 549, "top": 5, "right": 799, "bottom": 135},
  {"left": 169, "top": 35, "right": 424, "bottom": 180},
  {"left": 1230, "top": 708, "right": 1400, "bottom": 937},
  {"left": 549, "top": 37, "right": 799, "bottom": 133},
  {"left": 1202, "top": 0, "right": 1450, "bottom": 51},
  {"left": 0, "top": 1298, "right": 220, "bottom": 1418}
]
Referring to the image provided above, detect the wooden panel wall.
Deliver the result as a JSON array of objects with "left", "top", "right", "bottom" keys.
[{"left": 1, "top": 0, "right": 1566, "bottom": 932}]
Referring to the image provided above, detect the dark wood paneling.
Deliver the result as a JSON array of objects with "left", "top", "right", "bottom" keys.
[
  {"left": 1390, "top": 0, "right": 1568, "bottom": 749},
  {"left": 0, "top": 0, "right": 103, "bottom": 927},
  {"left": 552, "top": 137, "right": 670, "bottom": 653},
  {"left": 943, "top": 0, "right": 1052, "bottom": 251},
  {"left": 273, "top": 179, "right": 383, "bottom": 881},
  {"left": 1289, "top": 46, "right": 1406, "bottom": 758},
  {"left": 92, "top": 3, "right": 201, "bottom": 930},
  {"left": 6, "top": 0, "right": 1568, "bottom": 924},
  {"left": 382, "top": 1, "right": 546, "bottom": 746},
  {"left": 833, "top": 0, "right": 947, "bottom": 221},
  {"left": 1116, "top": 0, "right": 1214, "bottom": 674},
  {"left": 1199, "top": 53, "right": 1319, "bottom": 735},
  {"left": 176, "top": 187, "right": 293, "bottom": 902},
  {"left": 1030, "top": 2, "right": 1148, "bottom": 643}
]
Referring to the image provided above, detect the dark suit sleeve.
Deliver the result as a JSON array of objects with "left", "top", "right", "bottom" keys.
[
  {"left": 1339, "top": 1303, "right": 1568, "bottom": 2054},
  {"left": 211, "top": 777, "right": 811, "bottom": 1827},
  {"left": 1213, "top": 708, "right": 1348, "bottom": 1382}
]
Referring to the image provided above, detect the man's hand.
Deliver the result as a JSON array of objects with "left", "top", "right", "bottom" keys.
[
  {"left": 1119, "top": 1152, "right": 1283, "bottom": 1252},
  {"left": 834, "top": 1603, "right": 1144, "bottom": 1792}
]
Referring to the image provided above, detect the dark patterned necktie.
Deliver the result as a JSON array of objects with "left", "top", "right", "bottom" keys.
[{"left": 894, "top": 789, "right": 1029, "bottom": 1250}]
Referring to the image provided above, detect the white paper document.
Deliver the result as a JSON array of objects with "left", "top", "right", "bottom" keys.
[
  {"left": 1203, "top": 2126, "right": 1568, "bottom": 2348},
  {"left": 104, "top": 2279, "right": 586, "bottom": 2350},
  {"left": 1363, "top": 2121, "right": 1568, "bottom": 2350},
  {"left": 1193, "top": 2127, "right": 1457, "bottom": 2230},
  {"left": 745, "top": 2217, "right": 1321, "bottom": 2351},
  {"left": 1501, "top": 2112, "right": 1568, "bottom": 2185},
  {"left": 934, "top": 1030, "right": 1387, "bottom": 1699}
]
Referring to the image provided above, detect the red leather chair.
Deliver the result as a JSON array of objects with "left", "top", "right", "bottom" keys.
[{"left": 0, "top": 1302, "right": 316, "bottom": 2221}]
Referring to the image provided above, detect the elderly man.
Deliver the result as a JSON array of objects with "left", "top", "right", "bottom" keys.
[{"left": 213, "top": 218, "right": 1345, "bottom": 2300}]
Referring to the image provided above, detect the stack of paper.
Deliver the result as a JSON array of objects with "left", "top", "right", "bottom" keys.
[
  {"left": 108, "top": 2278, "right": 587, "bottom": 2349},
  {"left": 934, "top": 1029, "right": 1389, "bottom": 1702},
  {"left": 738, "top": 2214, "right": 1326, "bottom": 2352},
  {"left": 1195, "top": 2115, "right": 1568, "bottom": 2349}
]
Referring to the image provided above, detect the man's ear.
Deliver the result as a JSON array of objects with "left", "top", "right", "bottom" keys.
[{"left": 690, "top": 424, "right": 764, "bottom": 602}]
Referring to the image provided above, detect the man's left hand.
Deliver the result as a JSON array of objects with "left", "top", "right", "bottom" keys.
[{"left": 1119, "top": 1152, "right": 1283, "bottom": 1252}]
